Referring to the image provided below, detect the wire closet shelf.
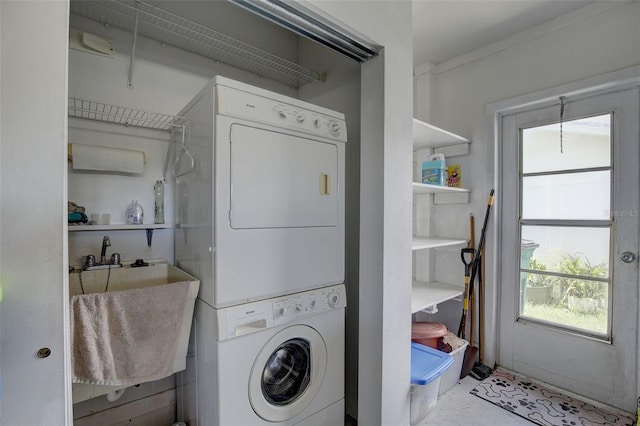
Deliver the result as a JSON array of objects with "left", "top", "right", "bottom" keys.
[
  {"left": 68, "top": 97, "right": 185, "bottom": 131},
  {"left": 70, "top": 0, "right": 322, "bottom": 87}
]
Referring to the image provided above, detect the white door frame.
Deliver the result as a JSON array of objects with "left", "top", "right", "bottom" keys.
[{"left": 484, "top": 65, "right": 640, "bottom": 380}]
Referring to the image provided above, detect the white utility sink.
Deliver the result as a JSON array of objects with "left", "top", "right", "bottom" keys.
[
  {"left": 69, "top": 261, "right": 200, "bottom": 404},
  {"left": 69, "top": 261, "right": 198, "bottom": 296}
]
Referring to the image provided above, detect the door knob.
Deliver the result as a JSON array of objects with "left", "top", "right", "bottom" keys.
[
  {"left": 37, "top": 347, "right": 52, "bottom": 359},
  {"left": 620, "top": 252, "right": 636, "bottom": 263}
]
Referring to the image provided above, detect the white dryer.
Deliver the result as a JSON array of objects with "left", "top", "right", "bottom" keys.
[
  {"left": 179, "top": 284, "right": 346, "bottom": 425},
  {"left": 174, "top": 76, "right": 347, "bottom": 309}
]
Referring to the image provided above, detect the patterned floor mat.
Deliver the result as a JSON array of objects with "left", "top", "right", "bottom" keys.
[{"left": 470, "top": 368, "right": 636, "bottom": 426}]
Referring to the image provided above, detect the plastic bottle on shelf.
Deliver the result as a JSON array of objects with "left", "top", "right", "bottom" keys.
[
  {"left": 154, "top": 180, "right": 165, "bottom": 224},
  {"left": 126, "top": 200, "right": 144, "bottom": 224}
]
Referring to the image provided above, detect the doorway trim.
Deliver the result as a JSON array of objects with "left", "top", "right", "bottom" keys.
[{"left": 483, "top": 64, "right": 640, "bottom": 375}]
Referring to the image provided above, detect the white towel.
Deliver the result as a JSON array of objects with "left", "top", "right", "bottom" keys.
[{"left": 70, "top": 281, "right": 190, "bottom": 386}]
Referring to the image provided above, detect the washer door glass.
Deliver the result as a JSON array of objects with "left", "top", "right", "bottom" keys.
[
  {"left": 262, "top": 338, "right": 310, "bottom": 405},
  {"left": 249, "top": 325, "right": 327, "bottom": 422}
]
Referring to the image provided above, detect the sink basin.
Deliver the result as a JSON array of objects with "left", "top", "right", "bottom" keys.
[
  {"left": 69, "top": 261, "right": 200, "bottom": 404},
  {"left": 69, "top": 261, "right": 197, "bottom": 296}
]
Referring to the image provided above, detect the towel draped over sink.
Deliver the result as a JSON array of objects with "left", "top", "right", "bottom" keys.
[{"left": 70, "top": 281, "right": 191, "bottom": 386}]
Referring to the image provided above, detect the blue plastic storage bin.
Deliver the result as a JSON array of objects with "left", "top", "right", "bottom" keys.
[{"left": 410, "top": 342, "right": 454, "bottom": 425}]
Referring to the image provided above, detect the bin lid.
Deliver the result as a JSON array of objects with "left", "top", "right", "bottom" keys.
[
  {"left": 411, "top": 342, "right": 454, "bottom": 385},
  {"left": 411, "top": 322, "right": 449, "bottom": 339}
]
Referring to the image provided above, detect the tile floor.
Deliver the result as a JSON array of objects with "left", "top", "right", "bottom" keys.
[
  {"left": 418, "top": 376, "right": 532, "bottom": 426},
  {"left": 347, "top": 374, "right": 634, "bottom": 425}
]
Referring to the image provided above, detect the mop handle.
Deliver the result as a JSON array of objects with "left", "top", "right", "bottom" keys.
[{"left": 476, "top": 189, "right": 495, "bottom": 254}]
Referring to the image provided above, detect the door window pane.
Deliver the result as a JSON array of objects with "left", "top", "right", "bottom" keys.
[
  {"left": 520, "top": 226, "right": 610, "bottom": 277},
  {"left": 522, "top": 114, "right": 611, "bottom": 174},
  {"left": 520, "top": 272, "right": 608, "bottom": 336},
  {"left": 519, "top": 226, "right": 610, "bottom": 336},
  {"left": 522, "top": 171, "right": 610, "bottom": 220}
]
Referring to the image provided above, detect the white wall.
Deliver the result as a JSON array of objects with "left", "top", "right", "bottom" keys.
[
  {"left": 415, "top": 1, "right": 640, "bottom": 368},
  {"left": 306, "top": 1, "right": 414, "bottom": 424}
]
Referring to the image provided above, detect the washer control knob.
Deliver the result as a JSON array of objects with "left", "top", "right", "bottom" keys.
[
  {"left": 274, "top": 107, "right": 287, "bottom": 119},
  {"left": 313, "top": 119, "right": 320, "bottom": 128},
  {"left": 295, "top": 304, "right": 303, "bottom": 312},
  {"left": 278, "top": 307, "right": 287, "bottom": 316},
  {"left": 328, "top": 120, "right": 341, "bottom": 137},
  {"left": 310, "top": 300, "right": 317, "bottom": 309},
  {"left": 327, "top": 291, "right": 340, "bottom": 307},
  {"left": 296, "top": 115, "right": 306, "bottom": 123}
]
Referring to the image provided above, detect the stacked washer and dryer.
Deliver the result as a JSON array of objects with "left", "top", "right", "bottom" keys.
[{"left": 174, "top": 76, "right": 348, "bottom": 425}]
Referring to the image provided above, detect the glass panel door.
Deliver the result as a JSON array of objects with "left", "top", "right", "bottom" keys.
[{"left": 499, "top": 87, "right": 639, "bottom": 412}]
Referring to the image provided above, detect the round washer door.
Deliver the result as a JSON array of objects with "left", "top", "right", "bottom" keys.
[{"left": 248, "top": 325, "right": 327, "bottom": 422}]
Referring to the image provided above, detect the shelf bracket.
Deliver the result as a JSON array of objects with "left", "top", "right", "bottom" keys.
[
  {"left": 433, "top": 142, "right": 470, "bottom": 158},
  {"left": 434, "top": 192, "right": 471, "bottom": 205},
  {"left": 421, "top": 305, "right": 439, "bottom": 314},
  {"left": 127, "top": 5, "right": 140, "bottom": 89}
]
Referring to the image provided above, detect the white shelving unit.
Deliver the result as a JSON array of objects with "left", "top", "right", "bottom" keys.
[
  {"left": 412, "top": 118, "right": 470, "bottom": 314},
  {"left": 68, "top": 224, "right": 171, "bottom": 232},
  {"left": 412, "top": 182, "right": 470, "bottom": 195},
  {"left": 68, "top": 97, "right": 184, "bottom": 131},
  {"left": 411, "top": 280, "right": 463, "bottom": 314},
  {"left": 413, "top": 118, "right": 469, "bottom": 150},
  {"left": 412, "top": 236, "right": 466, "bottom": 251},
  {"left": 67, "top": 96, "right": 177, "bottom": 250}
]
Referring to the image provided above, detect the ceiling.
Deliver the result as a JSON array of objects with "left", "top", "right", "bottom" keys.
[{"left": 412, "top": 0, "right": 597, "bottom": 66}]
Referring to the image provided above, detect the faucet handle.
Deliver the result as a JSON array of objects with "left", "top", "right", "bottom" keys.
[
  {"left": 84, "top": 255, "right": 96, "bottom": 269},
  {"left": 110, "top": 253, "right": 121, "bottom": 266}
]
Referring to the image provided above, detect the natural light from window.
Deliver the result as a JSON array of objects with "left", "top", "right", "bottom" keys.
[{"left": 519, "top": 114, "right": 612, "bottom": 337}]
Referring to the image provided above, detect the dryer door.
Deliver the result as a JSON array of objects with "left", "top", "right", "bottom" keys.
[
  {"left": 229, "top": 124, "right": 339, "bottom": 229},
  {"left": 249, "top": 325, "right": 327, "bottom": 422}
]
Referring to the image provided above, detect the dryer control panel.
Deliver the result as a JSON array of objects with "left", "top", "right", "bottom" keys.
[
  {"left": 218, "top": 85, "right": 347, "bottom": 142},
  {"left": 272, "top": 284, "right": 346, "bottom": 326}
]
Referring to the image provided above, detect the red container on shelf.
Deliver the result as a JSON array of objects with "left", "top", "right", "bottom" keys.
[{"left": 411, "top": 322, "right": 449, "bottom": 349}]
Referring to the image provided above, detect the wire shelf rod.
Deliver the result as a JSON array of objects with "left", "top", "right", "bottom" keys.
[{"left": 68, "top": 97, "right": 185, "bottom": 131}]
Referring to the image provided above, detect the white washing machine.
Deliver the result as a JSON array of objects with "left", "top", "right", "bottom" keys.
[
  {"left": 179, "top": 284, "right": 346, "bottom": 425},
  {"left": 174, "top": 76, "right": 347, "bottom": 309}
]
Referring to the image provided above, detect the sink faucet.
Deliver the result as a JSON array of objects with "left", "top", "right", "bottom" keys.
[
  {"left": 100, "top": 236, "right": 111, "bottom": 264},
  {"left": 81, "top": 235, "right": 121, "bottom": 271}
]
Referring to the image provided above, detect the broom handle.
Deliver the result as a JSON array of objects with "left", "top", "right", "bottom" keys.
[
  {"left": 479, "top": 244, "right": 486, "bottom": 363},
  {"left": 477, "top": 190, "right": 494, "bottom": 364},
  {"left": 469, "top": 214, "right": 475, "bottom": 345}
]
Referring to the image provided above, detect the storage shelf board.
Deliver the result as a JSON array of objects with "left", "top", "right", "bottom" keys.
[
  {"left": 412, "top": 236, "right": 467, "bottom": 250},
  {"left": 413, "top": 118, "right": 469, "bottom": 150},
  {"left": 412, "top": 182, "right": 470, "bottom": 194},
  {"left": 69, "top": 224, "right": 172, "bottom": 232},
  {"left": 411, "top": 280, "right": 464, "bottom": 314}
]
